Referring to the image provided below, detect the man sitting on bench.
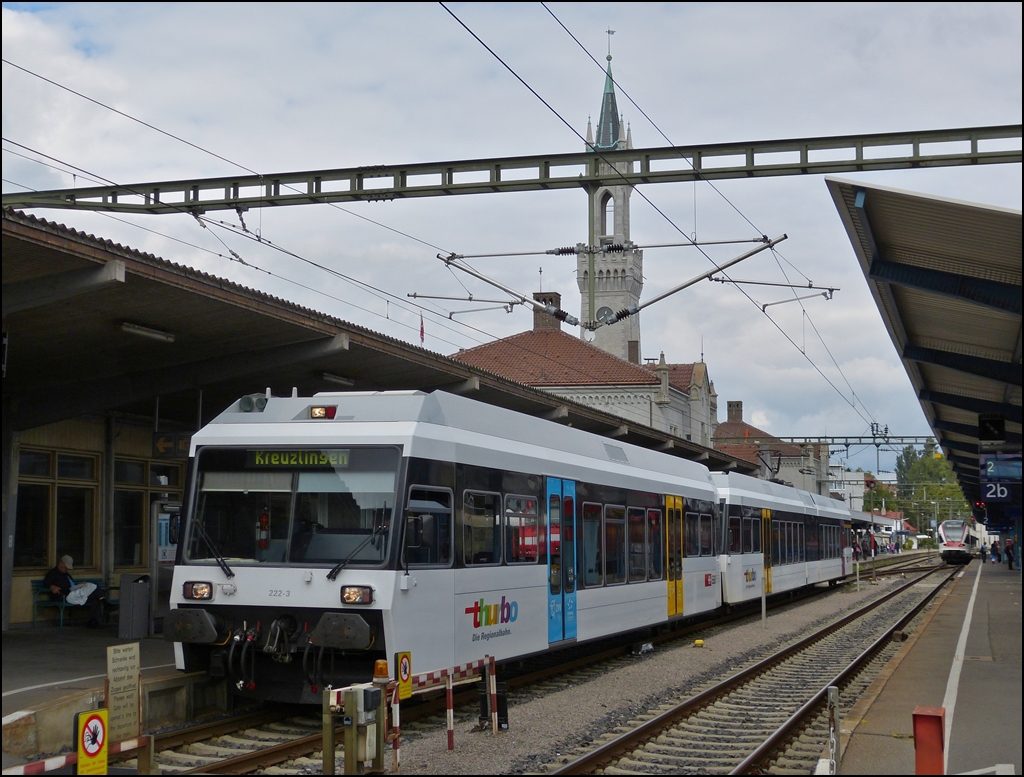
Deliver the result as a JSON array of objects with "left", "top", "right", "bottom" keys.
[{"left": 44, "top": 555, "right": 104, "bottom": 628}]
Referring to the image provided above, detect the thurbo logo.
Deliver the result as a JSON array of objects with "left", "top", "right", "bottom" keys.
[
  {"left": 744, "top": 568, "right": 758, "bottom": 583},
  {"left": 464, "top": 596, "right": 518, "bottom": 628}
]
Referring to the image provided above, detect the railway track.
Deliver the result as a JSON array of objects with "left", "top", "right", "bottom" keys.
[
  {"left": 550, "top": 565, "right": 957, "bottom": 775},
  {"left": 111, "top": 572, "right": 915, "bottom": 774},
  {"left": 109, "top": 578, "right": 841, "bottom": 773}
]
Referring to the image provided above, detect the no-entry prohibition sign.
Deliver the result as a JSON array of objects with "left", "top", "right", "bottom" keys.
[{"left": 74, "top": 708, "right": 108, "bottom": 774}]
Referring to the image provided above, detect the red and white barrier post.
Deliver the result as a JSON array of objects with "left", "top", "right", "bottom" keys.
[{"left": 445, "top": 674, "right": 455, "bottom": 751}]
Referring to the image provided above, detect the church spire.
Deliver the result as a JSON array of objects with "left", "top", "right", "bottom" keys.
[{"left": 595, "top": 55, "right": 620, "bottom": 150}]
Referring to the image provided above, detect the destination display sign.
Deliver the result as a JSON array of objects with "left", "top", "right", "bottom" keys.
[{"left": 246, "top": 449, "right": 350, "bottom": 469}]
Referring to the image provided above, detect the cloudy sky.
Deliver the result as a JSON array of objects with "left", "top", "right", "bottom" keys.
[{"left": 3, "top": 2, "right": 1021, "bottom": 475}]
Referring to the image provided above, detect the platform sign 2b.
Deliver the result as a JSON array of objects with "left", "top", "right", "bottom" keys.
[
  {"left": 980, "top": 453, "right": 1022, "bottom": 504},
  {"left": 74, "top": 708, "right": 108, "bottom": 775}
]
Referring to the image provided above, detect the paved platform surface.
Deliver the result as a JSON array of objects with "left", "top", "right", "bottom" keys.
[
  {"left": 2, "top": 625, "right": 176, "bottom": 768},
  {"left": 842, "top": 559, "right": 1021, "bottom": 775}
]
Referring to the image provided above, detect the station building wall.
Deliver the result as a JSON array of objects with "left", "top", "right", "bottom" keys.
[{"left": 9, "top": 416, "right": 185, "bottom": 625}]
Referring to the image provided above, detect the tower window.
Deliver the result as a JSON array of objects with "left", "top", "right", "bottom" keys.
[{"left": 601, "top": 192, "right": 614, "bottom": 236}]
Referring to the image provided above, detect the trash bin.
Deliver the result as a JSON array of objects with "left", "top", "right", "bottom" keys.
[{"left": 119, "top": 573, "right": 150, "bottom": 640}]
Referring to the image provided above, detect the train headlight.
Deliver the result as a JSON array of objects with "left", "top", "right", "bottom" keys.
[
  {"left": 341, "top": 585, "right": 373, "bottom": 605},
  {"left": 311, "top": 405, "right": 337, "bottom": 419},
  {"left": 183, "top": 581, "right": 214, "bottom": 600}
]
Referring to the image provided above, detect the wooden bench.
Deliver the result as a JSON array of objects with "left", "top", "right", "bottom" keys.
[{"left": 31, "top": 578, "right": 119, "bottom": 628}]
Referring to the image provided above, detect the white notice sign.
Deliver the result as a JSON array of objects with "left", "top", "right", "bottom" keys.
[{"left": 106, "top": 642, "right": 141, "bottom": 743}]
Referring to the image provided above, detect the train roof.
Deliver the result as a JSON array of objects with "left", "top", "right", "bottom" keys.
[
  {"left": 199, "top": 390, "right": 717, "bottom": 497},
  {"left": 711, "top": 471, "right": 850, "bottom": 518}
]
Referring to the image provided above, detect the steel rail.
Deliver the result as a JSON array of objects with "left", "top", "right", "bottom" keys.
[
  {"left": 164, "top": 580, "right": 838, "bottom": 774},
  {"left": 152, "top": 708, "right": 291, "bottom": 751},
  {"left": 551, "top": 565, "right": 947, "bottom": 775},
  {"left": 731, "top": 564, "right": 959, "bottom": 774}
]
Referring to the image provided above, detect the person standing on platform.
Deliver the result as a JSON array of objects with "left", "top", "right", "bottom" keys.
[
  {"left": 43, "top": 555, "right": 104, "bottom": 627},
  {"left": 1006, "top": 539, "right": 1015, "bottom": 571},
  {"left": 992, "top": 539, "right": 1001, "bottom": 564},
  {"left": 981, "top": 541, "right": 988, "bottom": 564}
]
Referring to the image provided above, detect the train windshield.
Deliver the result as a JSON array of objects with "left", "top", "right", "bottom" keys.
[
  {"left": 941, "top": 520, "right": 967, "bottom": 541},
  {"left": 186, "top": 446, "right": 400, "bottom": 567}
]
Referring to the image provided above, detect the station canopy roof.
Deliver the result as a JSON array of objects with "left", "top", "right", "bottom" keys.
[
  {"left": 1, "top": 207, "right": 753, "bottom": 474},
  {"left": 827, "top": 178, "right": 1022, "bottom": 503}
]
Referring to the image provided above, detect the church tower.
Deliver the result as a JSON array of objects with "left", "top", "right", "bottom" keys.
[{"left": 577, "top": 54, "right": 644, "bottom": 364}]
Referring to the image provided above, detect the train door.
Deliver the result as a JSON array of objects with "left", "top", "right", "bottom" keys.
[
  {"left": 546, "top": 478, "right": 578, "bottom": 643},
  {"left": 761, "top": 508, "right": 773, "bottom": 594},
  {"left": 666, "top": 495, "right": 683, "bottom": 617}
]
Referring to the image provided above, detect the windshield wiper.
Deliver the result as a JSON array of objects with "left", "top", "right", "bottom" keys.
[
  {"left": 326, "top": 506, "right": 388, "bottom": 581},
  {"left": 192, "top": 519, "right": 235, "bottom": 579}
]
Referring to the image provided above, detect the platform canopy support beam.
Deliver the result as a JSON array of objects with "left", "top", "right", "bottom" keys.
[
  {"left": 2, "top": 261, "right": 125, "bottom": 317},
  {"left": 11, "top": 334, "right": 349, "bottom": 430},
  {"left": 903, "top": 345, "right": 1021, "bottom": 385}
]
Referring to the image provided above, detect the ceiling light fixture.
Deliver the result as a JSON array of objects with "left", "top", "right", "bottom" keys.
[{"left": 120, "top": 321, "right": 175, "bottom": 343}]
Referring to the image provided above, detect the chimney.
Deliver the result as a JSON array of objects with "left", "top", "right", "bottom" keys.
[
  {"left": 655, "top": 351, "right": 670, "bottom": 405},
  {"left": 533, "top": 291, "right": 562, "bottom": 331},
  {"left": 727, "top": 400, "right": 743, "bottom": 423}
]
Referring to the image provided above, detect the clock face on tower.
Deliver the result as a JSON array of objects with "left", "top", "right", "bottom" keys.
[{"left": 596, "top": 306, "right": 615, "bottom": 324}]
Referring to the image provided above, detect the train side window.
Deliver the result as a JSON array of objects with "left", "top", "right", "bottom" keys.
[
  {"left": 798, "top": 523, "right": 805, "bottom": 562},
  {"left": 729, "top": 513, "right": 741, "bottom": 554},
  {"left": 463, "top": 491, "right": 501, "bottom": 566},
  {"left": 647, "top": 509, "right": 663, "bottom": 580},
  {"left": 741, "top": 516, "right": 752, "bottom": 554},
  {"left": 752, "top": 517, "right": 761, "bottom": 553},
  {"left": 699, "top": 514, "right": 714, "bottom": 556},
  {"left": 627, "top": 508, "right": 646, "bottom": 582},
  {"left": 604, "top": 505, "right": 626, "bottom": 585},
  {"left": 772, "top": 520, "right": 781, "bottom": 565},
  {"left": 504, "top": 494, "right": 539, "bottom": 564},
  {"left": 581, "top": 502, "right": 602, "bottom": 587},
  {"left": 405, "top": 487, "right": 452, "bottom": 567},
  {"left": 684, "top": 512, "right": 700, "bottom": 557}
]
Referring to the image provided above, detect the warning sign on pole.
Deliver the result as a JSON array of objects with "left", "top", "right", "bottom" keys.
[
  {"left": 74, "top": 708, "right": 108, "bottom": 775},
  {"left": 395, "top": 651, "right": 412, "bottom": 700},
  {"left": 106, "top": 642, "right": 140, "bottom": 743}
]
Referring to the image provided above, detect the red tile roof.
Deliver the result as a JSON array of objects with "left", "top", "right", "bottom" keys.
[
  {"left": 451, "top": 330, "right": 659, "bottom": 387},
  {"left": 712, "top": 419, "right": 823, "bottom": 465},
  {"left": 641, "top": 362, "right": 695, "bottom": 392}
]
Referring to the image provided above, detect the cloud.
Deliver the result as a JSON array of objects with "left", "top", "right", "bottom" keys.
[{"left": 3, "top": 2, "right": 1020, "bottom": 450}]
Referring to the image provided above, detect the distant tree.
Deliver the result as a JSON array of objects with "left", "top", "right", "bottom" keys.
[{"left": 896, "top": 445, "right": 921, "bottom": 486}]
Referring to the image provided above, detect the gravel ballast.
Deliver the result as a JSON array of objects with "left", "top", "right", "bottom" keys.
[{"left": 388, "top": 575, "right": 915, "bottom": 775}]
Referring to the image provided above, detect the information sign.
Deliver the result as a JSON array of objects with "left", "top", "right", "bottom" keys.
[
  {"left": 395, "top": 651, "right": 412, "bottom": 700},
  {"left": 74, "top": 708, "right": 108, "bottom": 775},
  {"left": 152, "top": 432, "right": 192, "bottom": 459},
  {"left": 106, "top": 642, "right": 141, "bottom": 743},
  {"left": 980, "top": 453, "right": 1022, "bottom": 483}
]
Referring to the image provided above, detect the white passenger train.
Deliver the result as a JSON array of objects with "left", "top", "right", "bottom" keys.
[
  {"left": 938, "top": 519, "right": 974, "bottom": 564},
  {"left": 166, "top": 391, "right": 852, "bottom": 703}
]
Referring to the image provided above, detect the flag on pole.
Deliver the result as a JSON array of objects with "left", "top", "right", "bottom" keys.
[{"left": 419, "top": 313, "right": 425, "bottom": 345}]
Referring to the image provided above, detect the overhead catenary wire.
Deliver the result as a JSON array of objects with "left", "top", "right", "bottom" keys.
[
  {"left": 444, "top": 0, "right": 876, "bottom": 427},
  {"left": 537, "top": 3, "right": 874, "bottom": 418},
  {"left": 1, "top": 57, "right": 452, "bottom": 254},
  {"left": 5, "top": 41, "right": 871, "bottom": 419},
  {"left": 443, "top": 2, "right": 878, "bottom": 428},
  {"left": 2, "top": 173, "right": 475, "bottom": 350},
  {"left": 4, "top": 133, "right": 685, "bottom": 392},
  {"left": 451, "top": 236, "right": 768, "bottom": 260}
]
